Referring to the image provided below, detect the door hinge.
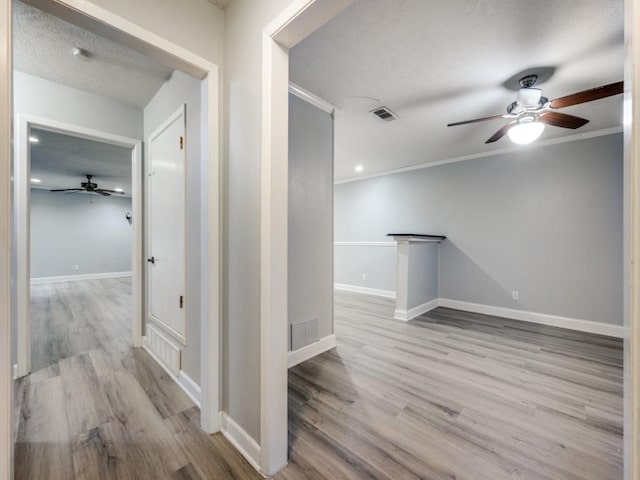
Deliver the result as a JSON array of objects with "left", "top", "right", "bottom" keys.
[
  {"left": 179, "top": 295, "right": 184, "bottom": 309},
  {"left": 179, "top": 136, "right": 184, "bottom": 150}
]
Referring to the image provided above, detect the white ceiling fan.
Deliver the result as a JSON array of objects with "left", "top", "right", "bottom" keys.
[{"left": 447, "top": 75, "right": 624, "bottom": 144}]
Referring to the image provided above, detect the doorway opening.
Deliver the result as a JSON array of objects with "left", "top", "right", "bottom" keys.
[
  {"left": 3, "top": 0, "right": 222, "bottom": 476},
  {"left": 18, "top": 121, "right": 141, "bottom": 378},
  {"left": 262, "top": 0, "right": 635, "bottom": 477}
]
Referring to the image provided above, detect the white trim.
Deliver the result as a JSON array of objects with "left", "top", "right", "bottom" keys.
[
  {"left": 30, "top": 271, "right": 132, "bottom": 285},
  {"left": 200, "top": 69, "right": 222, "bottom": 435},
  {"left": 15, "top": 113, "right": 143, "bottom": 378},
  {"left": 394, "top": 298, "right": 439, "bottom": 321},
  {"left": 439, "top": 298, "right": 625, "bottom": 338},
  {"left": 628, "top": 0, "right": 640, "bottom": 475},
  {"left": 12, "top": 364, "right": 17, "bottom": 381},
  {"left": 142, "top": 341, "right": 202, "bottom": 409},
  {"left": 0, "top": 0, "right": 12, "bottom": 476},
  {"left": 334, "top": 283, "right": 396, "bottom": 299},
  {"left": 335, "top": 126, "right": 624, "bottom": 185},
  {"left": 334, "top": 241, "right": 395, "bottom": 247},
  {"left": 177, "top": 371, "right": 202, "bottom": 408},
  {"left": 335, "top": 288, "right": 625, "bottom": 336},
  {"left": 288, "top": 334, "right": 337, "bottom": 368},
  {"left": 220, "top": 412, "right": 262, "bottom": 474},
  {"left": 262, "top": 0, "right": 353, "bottom": 475},
  {"left": 289, "top": 82, "right": 335, "bottom": 114},
  {"left": 26, "top": 0, "right": 214, "bottom": 79}
]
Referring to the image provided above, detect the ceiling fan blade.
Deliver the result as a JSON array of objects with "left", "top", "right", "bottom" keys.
[
  {"left": 95, "top": 190, "right": 111, "bottom": 197},
  {"left": 96, "top": 188, "right": 123, "bottom": 194},
  {"left": 447, "top": 114, "right": 507, "bottom": 127},
  {"left": 485, "top": 123, "right": 514, "bottom": 144},
  {"left": 550, "top": 81, "right": 623, "bottom": 109},
  {"left": 50, "top": 188, "right": 82, "bottom": 192},
  {"left": 540, "top": 111, "right": 589, "bottom": 129}
]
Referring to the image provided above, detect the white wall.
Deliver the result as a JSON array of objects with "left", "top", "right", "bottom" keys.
[
  {"left": 144, "top": 70, "right": 203, "bottom": 385},
  {"left": 14, "top": 71, "right": 143, "bottom": 139},
  {"left": 30, "top": 189, "right": 132, "bottom": 278},
  {"left": 335, "top": 133, "right": 624, "bottom": 326},
  {"left": 223, "top": 0, "right": 301, "bottom": 444}
]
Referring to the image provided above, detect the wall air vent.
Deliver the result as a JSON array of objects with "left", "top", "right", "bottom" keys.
[{"left": 370, "top": 106, "right": 398, "bottom": 122}]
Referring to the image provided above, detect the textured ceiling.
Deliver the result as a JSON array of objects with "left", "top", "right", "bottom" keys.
[
  {"left": 207, "top": 0, "right": 232, "bottom": 9},
  {"left": 14, "top": 1, "right": 173, "bottom": 107},
  {"left": 30, "top": 128, "right": 132, "bottom": 195},
  {"left": 290, "top": 0, "right": 625, "bottom": 182}
]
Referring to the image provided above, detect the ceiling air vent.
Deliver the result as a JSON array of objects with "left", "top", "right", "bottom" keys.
[{"left": 370, "top": 106, "right": 398, "bottom": 122}]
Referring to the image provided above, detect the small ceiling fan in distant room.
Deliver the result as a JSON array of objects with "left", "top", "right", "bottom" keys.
[
  {"left": 447, "top": 75, "right": 624, "bottom": 145},
  {"left": 50, "top": 174, "right": 124, "bottom": 196}
]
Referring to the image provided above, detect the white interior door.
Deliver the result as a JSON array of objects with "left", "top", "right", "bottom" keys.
[{"left": 147, "top": 105, "right": 186, "bottom": 340}]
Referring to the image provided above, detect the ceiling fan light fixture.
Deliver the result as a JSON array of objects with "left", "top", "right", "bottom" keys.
[
  {"left": 516, "top": 87, "right": 542, "bottom": 107},
  {"left": 508, "top": 118, "right": 545, "bottom": 145}
]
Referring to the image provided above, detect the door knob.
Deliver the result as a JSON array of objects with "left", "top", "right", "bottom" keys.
[{"left": 147, "top": 256, "right": 155, "bottom": 265}]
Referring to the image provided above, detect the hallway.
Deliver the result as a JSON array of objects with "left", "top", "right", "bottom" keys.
[{"left": 15, "top": 278, "right": 262, "bottom": 480}]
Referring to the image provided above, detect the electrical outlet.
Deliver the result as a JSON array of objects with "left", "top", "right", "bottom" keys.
[
  {"left": 74, "top": 265, "right": 79, "bottom": 271},
  {"left": 361, "top": 273, "right": 367, "bottom": 281},
  {"left": 512, "top": 291, "right": 519, "bottom": 300}
]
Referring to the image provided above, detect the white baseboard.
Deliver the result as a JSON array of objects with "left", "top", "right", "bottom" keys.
[
  {"left": 177, "top": 371, "right": 201, "bottom": 408},
  {"left": 288, "top": 334, "right": 337, "bottom": 368},
  {"left": 31, "top": 271, "right": 132, "bottom": 285},
  {"left": 334, "top": 283, "right": 396, "bottom": 299},
  {"left": 438, "top": 298, "right": 624, "bottom": 338},
  {"left": 220, "top": 412, "right": 261, "bottom": 473},
  {"left": 394, "top": 298, "right": 439, "bottom": 321},
  {"left": 142, "top": 341, "right": 204, "bottom": 413},
  {"left": 338, "top": 288, "right": 623, "bottom": 337}
]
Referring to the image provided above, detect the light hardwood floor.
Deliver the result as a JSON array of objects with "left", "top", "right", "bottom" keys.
[
  {"left": 17, "top": 278, "right": 264, "bottom": 480},
  {"left": 289, "top": 292, "right": 623, "bottom": 480},
  {"left": 16, "top": 280, "right": 623, "bottom": 479}
]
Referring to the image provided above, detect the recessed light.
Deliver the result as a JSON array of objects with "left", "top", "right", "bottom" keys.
[
  {"left": 114, "top": 187, "right": 124, "bottom": 193},
  {"left": 355, "top": 165, "right": 364, "bottom": 173},
  {"left": 30, "top": 178, "right": 41, "bottom": 184},
  {"left": 29, "top": 136, "right": 39, "bottom": 143}
]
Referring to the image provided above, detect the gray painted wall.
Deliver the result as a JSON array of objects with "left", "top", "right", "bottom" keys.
[
  {"left": 14, "top": 71, "right": 143, "bottom": 139},
  {"left": 30, "top": 189, "right": 132, "bottom": 278},
  {"left": 335, "top": 244, "right": 396, "bottom": 293},
  {"left": 12, "top": 72, "right": 143, "bottom": 367},
  {"left": 407, "top": 243, "right": 439, "bottom": 307},
  {"left": 144, "top": 70, "right": 203, "bottom": 385},
  {"left": 335, "top": 133, "right": 623, "bottom": 326},
  {"left": 288, "top": 94, "right": 334, "bottom": 349}
]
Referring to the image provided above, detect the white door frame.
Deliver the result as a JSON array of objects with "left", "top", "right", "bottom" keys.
[
  {"left": 1, "top": 1, "right": 222, "bottom": 476},
  {"left": 0, "top": 0, "right": 13, "bottom": 477},
  {"left": 15, "top": 114, "right": 143, "bottom": 378},
  {"left": 260, "top": 0, "right": 352, "bottom": 475},
  {"left": 626, "top": 0, "right": 640, "bottom": 476},
  {"left": 261, "top": 0, "right": 640, "bottom": 478}
]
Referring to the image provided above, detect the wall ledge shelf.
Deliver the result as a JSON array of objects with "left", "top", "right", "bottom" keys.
[{"left": 387, "top": 233, "right": 446, "bottom": 243}]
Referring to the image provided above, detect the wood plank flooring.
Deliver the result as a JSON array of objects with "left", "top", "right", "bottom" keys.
[
  {"left": 286, "top": 291, "right": 623, "bottom": 480},
  {"left": 17, "top": 280, "right": 623, "bottom": 479},
  {"left": 16, "top": 278, "right": 264, "bottom": 480}
]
